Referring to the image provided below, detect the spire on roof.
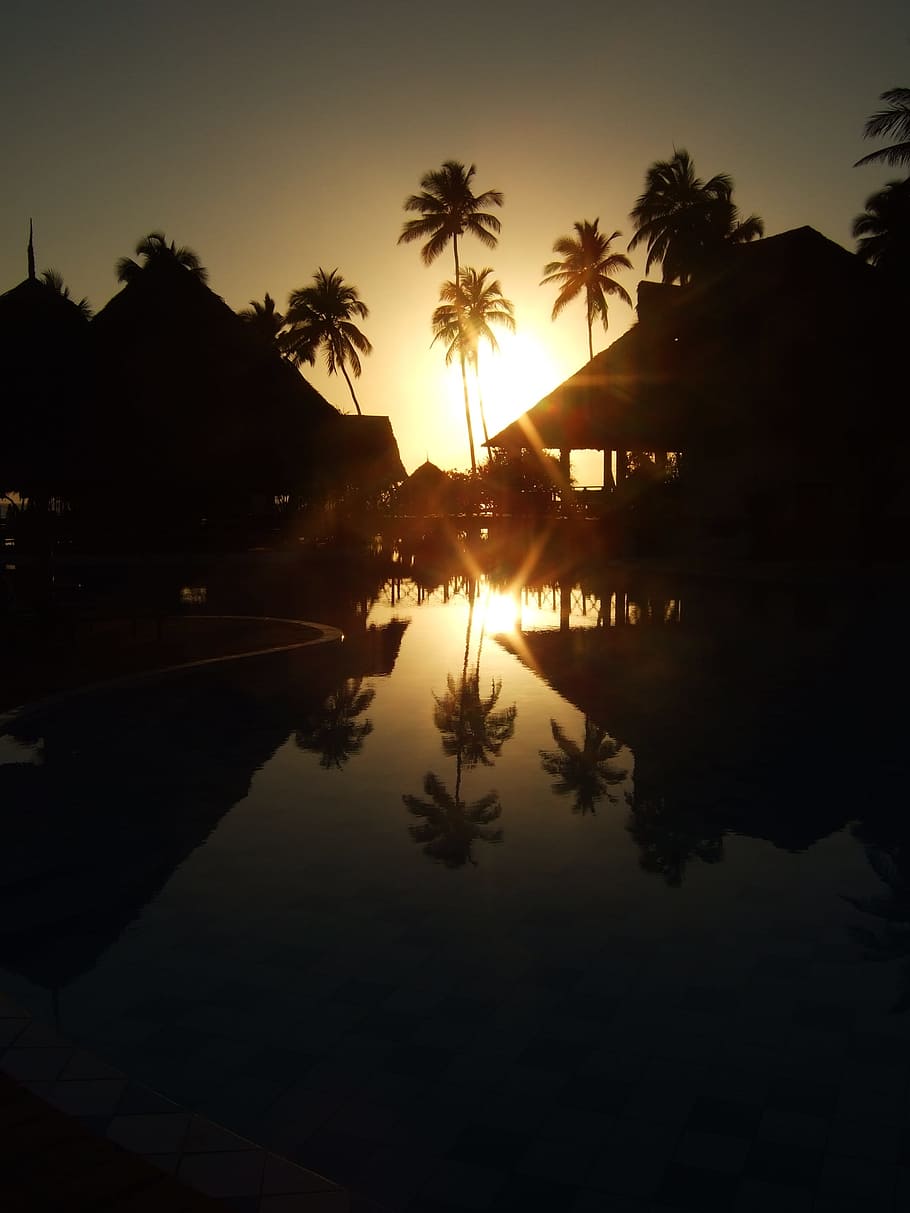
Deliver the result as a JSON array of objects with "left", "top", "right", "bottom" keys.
[{"left": 27, "top": 219, "right": 35, "bottom": 280}]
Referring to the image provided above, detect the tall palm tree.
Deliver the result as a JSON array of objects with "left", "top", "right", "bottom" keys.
[
  {"left": 855, "top": 88, "right": 910, "bottom": 169},
  {"left": 39, "top": 269, "right": 92, "bottom": 319},
  {"left": 399, "top": 161, "right": 504, "bottom": 473},
  {"left": 283, "top": 268, "right": 372, "bottom": 415},
  {"left": 238, "top": 292, "right": 286, "bottom": 352},
  {"left": 629, "top": 150, "right": 763, "bottom": 285},
  {"left": 539, "top": 717, "right": 625, "bottom": 815},
  {"left": 541, "top": 220, "right": 632, "bottom": 362},
  {"left": 852, "top": 178, "right": 910, "bottom": 280},
  {"left": 433, "top": 671, "right": 518, "bottom": 770},
  {"left": 115, "top": 231, "right": 208, "bottom": 284},
  {"left": 431, "top": 267, "right": 515, "bottom": 448}
]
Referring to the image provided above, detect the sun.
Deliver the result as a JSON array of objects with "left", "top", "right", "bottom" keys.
[
  {"left": 440, "top": 329, "right": 565, "bottom": 456},
  {"left": 477, "top": 330, "right": 564, "bottom": 439}
]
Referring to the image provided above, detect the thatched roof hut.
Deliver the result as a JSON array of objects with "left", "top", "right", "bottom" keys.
[
  {"left": 489, "top": 227, "right": 908, "bottom": 554},
  {"left": 0, "top": 275, "right": 93, "bottom": 496},
  {"left": 395, "top": 459, "right": 452, "bottom": 516},
  {"left": 89, "top": 258, "right": 340, "bottom": 510},
  {"left": 319, "top": 415, "right": 406, "bottom": 500}
]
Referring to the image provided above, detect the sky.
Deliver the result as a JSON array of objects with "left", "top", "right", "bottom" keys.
[{"left": 2, "top": 0, "right": 907, "bottom": 479}]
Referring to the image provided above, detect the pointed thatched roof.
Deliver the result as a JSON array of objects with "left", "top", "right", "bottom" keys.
[
  {"left": 0, "top": 276, "right": 93, "bottom": 493},
  {"left": 394, "top": 459, "right": 452, "bottom": 515},
  {"left": 89, "top": 258, "right": 341, "bottom": 497},
  {"left": 488, "top": 226, "right": 899, "bottom": 458},
  {"left": 320, "top": 414, "right": 406, "bottom": 496}
]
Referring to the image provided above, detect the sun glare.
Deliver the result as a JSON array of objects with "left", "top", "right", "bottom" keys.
[
  {"left": 478, "top": 588, "right": 521, "bottom": 636},
  {"left": 441, "top": 330, "right": 565, "bottom": 462}
]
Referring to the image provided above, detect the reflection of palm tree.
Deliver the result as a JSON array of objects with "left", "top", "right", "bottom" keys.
[
  {"left": 115, "top": 231, "right": 208, "bottom": 284},
  {"left": 431, "top": 267, "right": 515, "bottom": 448},
  {"left": 846, "top": 844, "right": 910, "bottom": 1012},
  {"left": 626, "top": 792, "right": 724, "bottom": 886},
  {"left": 403, "top": 772, "right": 502, "bottom": 867},
  {"left": 295, "top": 677, "right": 375, "bottom": 768},
  {"left": 434, "top": 673, "right": 517, "bottom": 770},
  {"left": 855, "top": 88, "right": 910, "bottom": 169},
  {"left": 852, "top": 179, "right": 910, "bottom": 280},
  {"left": 541, "top": 219, "right": 632, "bottom": 362},
  {"left": 283, "top": 269, "right": 372, "bottom": 415},
  {"left": 399, "top": 160, "right": 504, "bottom": 473},
  {"left": 539, "top": 717, "right": 625, "bottom": 815},
  {"left": 628, "top": 150, "right": 763, "bottom": 285}
]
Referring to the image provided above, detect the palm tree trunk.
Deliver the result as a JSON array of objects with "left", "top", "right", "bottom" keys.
[
  {"left": 339, "top": 362, "right": 363, "bottom": 415},
  {"left": 453, "top": 239, "right": 477, "bottom": 474},
  {"left": 586, "top": 290, "right": 594, "bottom": 362}
]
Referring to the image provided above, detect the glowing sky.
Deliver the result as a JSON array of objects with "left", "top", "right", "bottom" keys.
[{"left": 2, "top": 0, "right": 906, "bottom": 476}]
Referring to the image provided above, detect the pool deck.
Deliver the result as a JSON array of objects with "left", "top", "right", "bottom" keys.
[{"left": 0, "top": 991, "right": 351, "bottom": 1212}]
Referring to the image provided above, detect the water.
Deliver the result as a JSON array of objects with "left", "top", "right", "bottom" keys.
[{"left": 2, "top": 567, "right": 909, "bottom": 1208}]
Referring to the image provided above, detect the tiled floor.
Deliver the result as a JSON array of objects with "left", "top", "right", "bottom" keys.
[{"left": 0, "top": 991, "right": 350, "bottom": 1212}]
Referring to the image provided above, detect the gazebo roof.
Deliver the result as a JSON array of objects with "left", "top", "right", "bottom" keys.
[{"left": 488, "top": 226, "right": 895, "bottom": 456}]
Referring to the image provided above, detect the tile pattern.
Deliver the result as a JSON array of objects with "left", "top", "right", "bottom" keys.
[
  {"left": 6, "top": 944, "right": 910, "bottom": 1212},
  {"left": 0, "top": 992, "right": 350, "bottom": 1212}
]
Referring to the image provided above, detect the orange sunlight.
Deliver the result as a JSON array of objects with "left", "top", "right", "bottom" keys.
[{"left": 440, "top": 330, "right": 565, "bottom": 467}]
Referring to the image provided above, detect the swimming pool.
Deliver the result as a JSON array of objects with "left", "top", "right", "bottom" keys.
[{"left": 2, "top": 568, "right": 908, "bottom": 1211}]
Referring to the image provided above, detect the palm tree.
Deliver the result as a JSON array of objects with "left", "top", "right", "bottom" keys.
[
  {"left": 541, "top": 220, "right": 632, "bottom": 362},
  {"left": 239, "top": 292, "right": 285, "bottom": 352},
  {"left": 433, "top": 671, "right": 518, "bottom": 770},
  {"left": 626, "top": 791, "right": 724, "bottom": 887},
  {"left": 852, "top": 178, "right": 910, "bottom": 280},
  {"left": 115, "top": 231, "right": 208, "bottom": 284},
  {"left": 403, "top": 772, "right": 502, "bottom": 867},
  {"left": 539, "top": 717, "right": 625, "bottom": 815},
  {"left": 855, "top": 88, "right": 910, "bottom": 169},
  {"left": 295, "top": 677, "right": 375, "bottom": 768},
  {"left": 283, "top": 268, "right": 372, "bottom": 415},
  {"left": 431, "top": 267, "right": 515, "bottom": 448},
  {"left": 399, "top": 161, "right": 504, "bottom": 473},
  {"left": 39, "top": 269, "right": 92, "bottom": 319},
  {"left": 629, "top": 149, "right": 763, "bottom": 285}
]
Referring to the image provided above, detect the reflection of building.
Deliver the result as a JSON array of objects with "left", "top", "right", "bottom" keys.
[
  {"left": 497, "top": 578, "right": 899, "bottom": 865},
  {"left": 489, "top": 228, "right": 909, "bottom": 557},
  {"left": 0, "top": 617, "right": 409, "bottom": 990}
]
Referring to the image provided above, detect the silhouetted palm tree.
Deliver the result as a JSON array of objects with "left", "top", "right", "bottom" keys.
[
  {"left": 283, "top": 268, "right": 372, "bottom": 415},
  {"left": 295, "top": 677, "right": 375, "bottom": 768},
  {"left": 541, "top": 220, "right": 632, "bottom": 362},
  {"left": 115, "top": 232, "right": 208, "bottom": 284},
  {"left": 629, "top": 150, "right": 763, "bottom": 285},
  {"left": 39, "top": 269, "right": 92, "bottom": 319},
  {"left": 239, "top": 292, "right": 285, "bottom": 352},
  {"left": 431, "top": 267, "right": 515, "bottom": 448},
  {"left": 539, "top": 717, "right": 625, "bottom": 815},
  {"left": 852, "top": 178, "right": 910, "bottom": 280},
  {"left": 403, "top": 772, "right": 502, "bottom": 867},
  {"left": 399, "top": 161, "right": 504, "bottom": 472},
  {"left": 855, "top": 88, "right": 910, "bottom": 169}
]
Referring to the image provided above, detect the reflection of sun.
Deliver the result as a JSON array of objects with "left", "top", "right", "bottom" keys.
[{"left": 478, "top": 588, "right": 520, "bottom": 636}]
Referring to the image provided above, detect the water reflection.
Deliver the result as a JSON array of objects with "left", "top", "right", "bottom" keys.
[
  {"left": 626, "top": 793, "right": 724, "bottom": 887},
  {"left": 403, "top": 774, "right": 503, "bottom": 868},
  {"left": 539, "top": 717, "right": 625, "bottom": 815},
  {"left": 295, "top": 676, "right": 375, "bottom": 769},
  {"left": 847, "top": 844, "right": 910, "bottom": 1012},
  {"left": 403, "top": 579, "right": 517, "bottom": 867}
]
